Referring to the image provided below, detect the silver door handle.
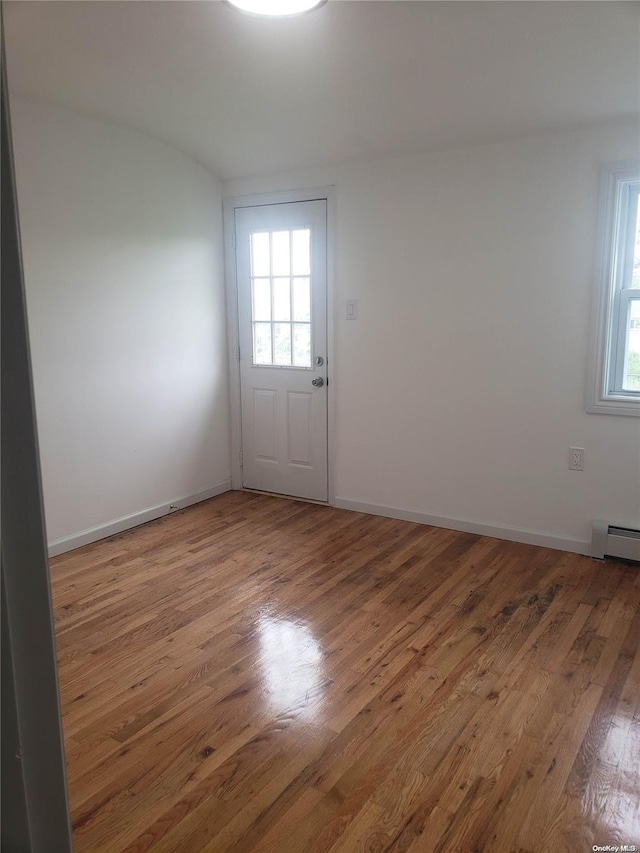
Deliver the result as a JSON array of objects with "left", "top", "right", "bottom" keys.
[{"left": 311, "top": 377, "right": 325, "bottom": 388}]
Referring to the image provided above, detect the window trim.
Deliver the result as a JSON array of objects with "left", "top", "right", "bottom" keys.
[{"left": 587, "top": 160, "right": 640, "bottom": 416}]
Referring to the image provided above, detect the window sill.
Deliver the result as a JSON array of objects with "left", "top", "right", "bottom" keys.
[{"left": 587, "top": 394, "right": 640, "bottom": 416}]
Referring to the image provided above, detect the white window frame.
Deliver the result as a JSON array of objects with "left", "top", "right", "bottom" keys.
[{"left": 587, "top": 161, "right": 640, "bottom": 416}]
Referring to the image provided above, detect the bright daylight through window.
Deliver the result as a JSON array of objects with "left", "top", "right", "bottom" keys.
[
  {"left": 588, "top": 161, "right": 640, "bottom": 415},
  {"left": 250, "top": 229, "right": 312, "bottom": 368}
]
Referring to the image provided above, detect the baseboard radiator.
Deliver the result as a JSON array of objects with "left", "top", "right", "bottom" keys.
[{"left": 591, "top": 520, "right": 640, "bottom": 562}]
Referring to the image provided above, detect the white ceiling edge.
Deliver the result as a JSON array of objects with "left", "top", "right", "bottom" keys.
[{"left": 4, "top": 1, "right": 639, "bottom": 181}]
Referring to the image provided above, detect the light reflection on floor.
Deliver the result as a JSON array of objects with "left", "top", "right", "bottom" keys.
[
  {"left": 257, "top": 615, "right": 325, "bottom": 717},
  {"left": 594, "top": 716, "right": 640, "bottom": 842}
]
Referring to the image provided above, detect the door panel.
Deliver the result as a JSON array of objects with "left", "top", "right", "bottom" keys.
[
  {"left": 287, "top": 391, "right": 312, "bottom": 466},
  {"left": 253, "top": 389, "right": 277, "bottom": 460},
  {"left": 235, "top": 200, "right": 328, "bottom": 501}
]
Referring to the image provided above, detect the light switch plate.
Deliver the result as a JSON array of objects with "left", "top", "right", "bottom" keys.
[{"left": 346, "top": 299, "right": 357, "bottom": 320}]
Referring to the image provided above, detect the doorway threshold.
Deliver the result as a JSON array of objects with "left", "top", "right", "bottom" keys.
[{"left": 241, "top": 488, "right": 330, "bottom": 507}]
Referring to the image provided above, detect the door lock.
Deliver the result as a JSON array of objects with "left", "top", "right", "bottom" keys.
[{"left": 315, "top": 356, "right": 324, "bottom": 366}]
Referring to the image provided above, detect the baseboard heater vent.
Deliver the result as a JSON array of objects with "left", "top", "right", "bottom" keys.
[{"left": 591, "top": 520, "right": 640, "bottom": 562}]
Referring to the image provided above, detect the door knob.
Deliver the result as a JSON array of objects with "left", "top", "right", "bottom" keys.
[{"left": 311, "top": 377, "right": 325, "bottom": 388}]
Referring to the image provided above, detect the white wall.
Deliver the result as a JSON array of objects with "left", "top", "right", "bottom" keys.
[
  {"left": 225, "top": 122, "right": 640, "bottom": 552},
  {"left": 11, "top": 97, "right": 231, "bottom": 549}
]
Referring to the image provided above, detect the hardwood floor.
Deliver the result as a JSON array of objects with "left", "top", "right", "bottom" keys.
[{"left": 49, "top": 491, "right": 640, "bottom": 852}]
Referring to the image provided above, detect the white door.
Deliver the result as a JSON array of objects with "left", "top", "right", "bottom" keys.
[{"left": 235, "top": 200, "right": 328, "bottom": 501}]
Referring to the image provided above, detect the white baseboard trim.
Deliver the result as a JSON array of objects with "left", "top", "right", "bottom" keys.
[
  {"left": 334, "top": 498, "right": 590, "bottom": 556},
  {"left": 47, "top": 480, "right": 232, "bottom": 557}
]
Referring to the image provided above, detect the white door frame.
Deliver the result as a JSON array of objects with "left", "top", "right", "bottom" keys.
[{"left": 223, "top": 187, "right": 336, "bottom": 504}]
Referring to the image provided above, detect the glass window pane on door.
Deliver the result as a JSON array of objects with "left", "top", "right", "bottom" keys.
[
  {"left": 251, "top": 232, "right": 270, "bottom": 277},
  {"left": 293, "top": 323, "right": 311, "bottom": 366},
  {"left": 292, "top": 229, "right": 310, "bottom": 275},
  {"left": 253, "top": 278, "right": 271, "bottom": 322},
  {"left": 272, "top": 231, "right": 290, "bottom": 276},
  {"left": 293, "top": 277, "right": 310, "bottom": 322},
  {"left": 273, "top": 278, "right": 291, "bottom": 322},
  {"left": 249, "top": 228, "right": 312, "bottom": 367},
  {"left": 274, "top": 323, "right": 292, "bottom": 365},
  {"left": 254, "top": 323, "right": 272, "bottom": 365}
]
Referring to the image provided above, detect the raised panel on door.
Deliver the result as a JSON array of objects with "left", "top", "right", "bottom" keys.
[
  {"left": 287, "top": 391, "right": 312, "bottom": 467},
  {"left": 253, "top": 389, "right": 277, "bottom": 462},
  {"left": 235, "top": 200, "right": 328, "bottom": 502}
]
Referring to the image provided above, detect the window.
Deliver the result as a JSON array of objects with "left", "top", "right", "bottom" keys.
[
  {"left": 249, "top": 228, "right": 312, "bottom": 368},
  {"left": 588, "top": 161, "right": 640, "bottom": 415}
]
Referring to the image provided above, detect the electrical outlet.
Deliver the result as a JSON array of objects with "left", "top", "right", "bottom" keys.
[{"left": 569, "top": 447, "right": 585, "bottom": 471}]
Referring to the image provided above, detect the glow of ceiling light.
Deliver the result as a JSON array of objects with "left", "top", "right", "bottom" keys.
[{"left": 225, "top": 0, "right": 327, "bottom": 17}]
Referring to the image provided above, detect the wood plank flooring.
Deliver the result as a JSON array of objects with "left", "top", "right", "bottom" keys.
[{"left": 49, "top": 491, "right": 640, "bottom": 852}]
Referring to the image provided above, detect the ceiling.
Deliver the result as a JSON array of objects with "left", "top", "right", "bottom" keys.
[{"left": 4, "top": 1, "right": 640, "bottom": 181}]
